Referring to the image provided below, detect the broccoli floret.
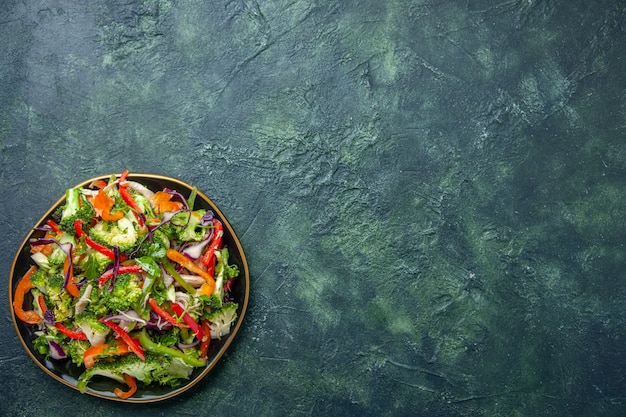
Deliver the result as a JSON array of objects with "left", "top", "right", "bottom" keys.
[
  {"left": 134, "top": 229, "right": 169, "bottom": 259},
  {"left": 77, "top": 250, "right": 112, "bottom": 280},
  {"left": 59, "top": 187, "right": 96, "bottom": 234},
  {"left": 83, "top": 285, "right": 109, "bottom": 317},
  {"left": 32, "top": 330, "right": 68, "bottom": 359},
  {"left": 52, "top": 292, "right": 74, "bottom": 322},
  {"left": 77, "top": 352, "right": 173, "bottom": 393},
  {"left": 75, "top": 312, "right": 111, "bottom": 346},
  {"left": 171, "top": 210, "right": 208, "bottom": 242},
  {"left": 206, "top": 302, "right": 238, "bottom": 339},
  {"left": 151, "top": 357, "right": 194, "bottom": 387},
  {"left": 66, "top": 339, "right": 91, "bottom": 366},
  {"left": 32, "top": 270, "right": 73, "bottom": 321},
  {"left": 89, "top": 212, "right": 143, "bottom": 254},
  {"left": 201, "top": 293, "right": 223, "bottom": 310},
  {"left": 33, "top": 333, "right": 51, "bottom": 356},
  {"left": 103, "top": 273, "right": 143, "bottom": 312},
  {"left": 31, "top": 269, "right": 61, "bottom": 297},
  {"left": 31, "top": 267, "right": 79, "bottom": 322}
]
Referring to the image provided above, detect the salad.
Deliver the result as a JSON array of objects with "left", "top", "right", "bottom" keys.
[{"left": 12, "top": 170, "right": 240, "bottom": 399}]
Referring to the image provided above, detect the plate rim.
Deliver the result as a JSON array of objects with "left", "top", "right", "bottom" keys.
[{"left": 8, "top": 172, "right": 250, "bottom": 402}]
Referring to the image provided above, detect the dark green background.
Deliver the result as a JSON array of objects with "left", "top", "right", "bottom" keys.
[{"left": 2, "top": 1, "right": 625, "bottom": 416}]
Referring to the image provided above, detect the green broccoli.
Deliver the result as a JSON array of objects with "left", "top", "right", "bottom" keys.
[
  {"left": 134, "top": 229, "right": 169, "bottom": 260},
  {"left": 103, "top": 273, "right": 143, "bottom": 312},
  {"left": 75, "top": 312, "right": 111, "bottom": 345},
  {"left": 32, "top": 333, "right": 51, "bottom": 356},
  {"left": 77, "top": 250, "right": 112, "bottom": 280},
  {"left": 30, "top": 269, "right": 63, "bottom": 298},
  {"left": 89, "top": 212, "right": 143, "bottom": 253},
  {"left": 32, "top": 330, "right": 68, "bottom": 359},
  {"left": 66, "top": 339, "right": 91, "bottom": 366},
  {"left": 52, "top": 292, "right": 75, "bottom": 322},
  {"left": 82, "top": 285, "right": 109, "bottom": 317},
  {"left": 31, "top": 271, "right": 73, "bottom": 322},
  {"left": 151, "top": 357, "right": 194, "bottom": 387},
  {"left": 78, "top": 352, "right": 190, "bottom": 392},
  {"left": 59, "top": 187, "right": 96, "bottom": 234},
  {"left": 171, "top": 210, "right": 208, "bottom": 242},
  {"left": 206, "top": 302, "right": 238, "bottom": 339}
]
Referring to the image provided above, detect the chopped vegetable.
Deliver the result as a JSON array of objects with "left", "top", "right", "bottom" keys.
[
  {"left": 166, "top": 249, "right": 214, "bottom": 283},
  {"left": 97, "top": 264, "right": 144, "bottom": 287},
  {"left": 92, "top": 189, "right": 124, "bottom": 221},
  {"left": 170, "top": 302, "right": 204, "bottom": 341},
  {"left": 55, "top": 323, "right": 88, "bottom": 340},
  {"left": 114, "top": 373, "right": 138, "bottom": 399},
  {"left": 83, "top": 343, "right": 130, "bottom": 369},
  {"left": 99, "top": 318, "right": 145, "bottom": 361},
  {"left": 13, "top": 266, "right": 42, "bottom": 324},
  {"left": 148, "top": 298, "right": 189, "bottom": 328},
  {"left": 151, "top": 191, "right": 183, "bottom": 213}
]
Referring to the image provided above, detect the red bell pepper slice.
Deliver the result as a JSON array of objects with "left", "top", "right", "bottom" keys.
[
  {"left": 170, "top": 302, "right": 204, "bottom": 341},
  {"left": 85, "top": 236, "right": 116, "bottom": 259},
  {"left": 119, "top": 169, "right": 129, "bottom": 183},
  {"left": 97, "top": 264, "right": 144, "bottom": 287},
  {"left": 46, "top": 219, "right": 60, "bottom": 233},
  {"left": 201, "top": 219, "right": 223, "bottom": 277},
  {"left": 199, "top": 319, "right": 211, "bottom": 358},
  {"left": 148, "top": 298, "right": 189, "bottom": 328},
  {"left": 55, "top": 322, "right": 88, "bottom": 340},
  {"left": 118, "top": 169, "right": 143, "bottom": 213},
  {"left": 74, "top": 220, "right": 127, "bottom": 262},
  {"left": 74, "top": 219, "right": 113, "bottom": 257},
  {"left": 88, "top": 179, "right": 108, "bottom": 189},
  {"left": 99, "top": 318, "right": 145, "bottom": 360}
]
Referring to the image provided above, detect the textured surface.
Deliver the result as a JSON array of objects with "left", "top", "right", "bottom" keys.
[{"left": 1, "top": 1, "right": 626, "bottom": 416}]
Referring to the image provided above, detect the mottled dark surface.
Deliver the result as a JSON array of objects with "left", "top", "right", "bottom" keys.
[{"left": 1, "top": 1, "right": 626, "bottom": 416}]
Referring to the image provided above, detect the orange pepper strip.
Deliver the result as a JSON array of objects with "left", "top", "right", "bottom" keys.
[
  {"left": 13, "top": 266, "right": 42, "bottom": 324},
  {"left": 114, "top": 373, "right": 138, "bottom": 400},
  {"left": 166, "top": 249, "right": 214, "bottom": 283},
  {"left": 151, "top": 191, "right": 183, "bottom": 213},
  {"left": 197, "top": 281, "right": 215, "bottom": 297},
  {"left": 63, "top": 256, "right": 80, "bottom": 298},
  {"left": 84, "top": 343, "right": 131, "bottom": 369},
  {"left": 93, "top": 189, "right": 124, "bottom": 221}
]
